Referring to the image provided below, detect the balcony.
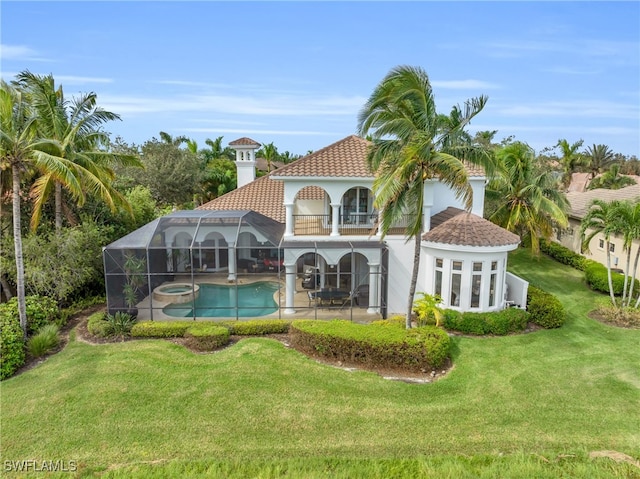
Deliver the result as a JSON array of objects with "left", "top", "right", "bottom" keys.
[{"left": 292, "top": 213, "right": 415, "bottom": 236}]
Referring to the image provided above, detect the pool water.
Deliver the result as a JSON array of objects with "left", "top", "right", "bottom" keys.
[{"left": 163, "top": 282, "right": 280, "bottom": 318}]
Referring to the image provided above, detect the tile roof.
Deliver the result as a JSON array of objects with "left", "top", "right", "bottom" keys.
[
  {"left": 423, "top": 207, "right": 520, "bottom": 247},
  {"left": 197, "top": 174, "right": 285, "bottom": 223},
  {"left": 229, "top": 137, "right": 261, "bottom": 147},
  {"left": 566, "top": 184, "right": 640, "bottom": 219},
  {"left": 272, "top": 135, "right": 374, "bottom": 178}
]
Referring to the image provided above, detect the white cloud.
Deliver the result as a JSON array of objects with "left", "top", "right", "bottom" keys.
[
  {"left": 1, "top": 44, "right": 38, "bottom": 60},
  {"left": 55, "top": 75, "right": 114, "bottom": 85},
  {"left": 183, "top": 127, "right": 338, "bottom": 137}
]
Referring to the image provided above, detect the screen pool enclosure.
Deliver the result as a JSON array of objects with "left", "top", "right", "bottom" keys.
[{"left": 103, "top": 210, "right": 286, "bottom": 320}]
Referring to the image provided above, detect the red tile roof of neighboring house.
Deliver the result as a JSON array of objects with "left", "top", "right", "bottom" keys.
[
  {"left": 566, "top": 184, "right": 640, "bottom": 219},
  {"left": 423, "top": 207, "right": 520, "bottom": 247}
]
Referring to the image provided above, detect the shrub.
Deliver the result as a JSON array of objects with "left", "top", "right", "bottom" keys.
[
  {"left": 442, "top": 308, "right": 529, "bottom": 335},
  {"left": 131, "top": 321, "right": 195, "bottom": 338},
  {"left": 0, "top": 295, "right": 60, "bottom": 335},
  {"left": 184, "top": 324, "right": 230, "bottom": 351},
  {"left": 220, "top": 319, "right": 291, "bottom": 335},
  {"left": 87, "top": 312, "right": 111, "bottom": 338},
  {"left": 540, "top": 239, "right": 589, "bottom": 271},
  {"left": 0, "top": 312, "right": 25, "bottom": 380},
  {"left": 27, "top": 324, "right": 60, "bottom": 358},
  {"left": 371, "top": 315, "right": 406, "bottom": 328},
  {"left": 527, "top": 286, "right": 566, "bottom": 329},
  {"left": 105, "top": 312, "right": 137, "bottom": 337},
  {"left": 290, "top": 320, "right": 450, "bottom": 371},
  {"left": 583, "top": 262, "right": 637, "bottom": 296}
]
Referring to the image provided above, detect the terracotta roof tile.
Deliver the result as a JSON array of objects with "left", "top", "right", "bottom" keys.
[
  {"left": 272, "top": 135, "right": 374, "bottom": 178},
  {"left": 197, "top": 175, "right": 285, "bottom": 223},
  {"left": 423, "top": 207, "right": 520, "bottom": 247},
  {"left": 229, "top": 137, "right": 261, "bottom": 147},
  {"left": 566, "top": 184, "right": 640, "bottom": 219}
]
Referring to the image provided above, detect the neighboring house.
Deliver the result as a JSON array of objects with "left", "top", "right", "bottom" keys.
[
  {"left": 556, "top": 184, "right": 640, "bottom": 277},
  {"left": 104, "top": 135, "right": 528, "bottom": 319}
]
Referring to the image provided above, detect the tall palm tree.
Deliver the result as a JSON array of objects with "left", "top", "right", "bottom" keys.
[
  {"left": 487, "top": 142, "right": 569, "bottom": 255},
  {"left": 262, "top": 142, "right": 278, "bottom": 173},
  {"left": 613, "top": 200, "right": 640, "bottom": 307},
  {"left": 0, "top": 81, "right": 76, "bottom": 337},
  {"left": 587, "top": 163, "right": 636, "bottom": 190},
  {"left": 584, "top": 143, "right": 615, "bottom": 179},
  {"left": 357, "top": 65, "right": 494, "bottom": 329},
  {"left": 159, "top": 131, "right": 189, "bottom": 147},
  {"left": 555, "top": 138, "right": 584, "bottom": 187},
  {"left": 580, "top": 199, "right": 625, "bottom": 306},
  {"left": 15, "top": 71, "right": 140, "bottom": 231}
]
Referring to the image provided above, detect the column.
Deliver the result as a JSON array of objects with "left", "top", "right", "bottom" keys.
[
  {"left": 227, "top": 242, "right": 236, "bottom": 281},
  {"left": 283, "top": 262, "right": 297, "bottom": 314},
  {"left": 367, "top": 262, "right": 380, "bottom": 314},
  {"left": 330, "top": 203, "right": 341, "bottom": 236},
  {"left": 165, "top": 240, "right": 174, "bottom": 272},
  {"left": 284, "top": 202, "right": 294, "bottom": 237}
]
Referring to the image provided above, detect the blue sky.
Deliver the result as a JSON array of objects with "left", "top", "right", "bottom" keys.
[{"left": 2, "top": 1, "right": 639, "bottom": 157}]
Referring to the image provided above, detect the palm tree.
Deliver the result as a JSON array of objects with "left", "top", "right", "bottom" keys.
[
  {"left": 555, "top": 138, "right": 584, "bottom": 187},
  {"left": 357, "top": 65, "right": 494, "bottom": 329},
  {"left": 613, "top": 200, "right": 640, "bottom": 307},
  {"left": 580, "top": 199, "right": 625, "bottom": 306},
  {"left": 262, "top": 142, "right": 278, "bottom": 173},
  {"left": 487, "top": 142, "right": 569, "bottom": 255},
  {"left": 0, "top": 81, "right": 77, "bottom": 337},
  {"left": 587, "top": 164, "right": 636, "bottom": 190},
  {"left": 159, "top": 131, "right": 189, "bottom": 147},
  {"left": 584, "top": 143, "right": 615, "bottom": 179},
  {"left": 14, "top": 71, "right": 140, "bottom": 231}
]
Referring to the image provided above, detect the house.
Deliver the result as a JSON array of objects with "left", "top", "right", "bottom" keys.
[
  {"left": 103, "top": 135, "right": 528, "bottom": 320},
  {"left": 556, "top": 184, "right": 640, "bottom": 277}
]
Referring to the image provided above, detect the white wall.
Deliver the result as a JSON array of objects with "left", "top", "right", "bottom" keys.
[{"left": 385, "top": 237, "right": 422, "bottom": 315}]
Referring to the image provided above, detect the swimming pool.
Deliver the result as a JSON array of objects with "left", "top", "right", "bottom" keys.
[{"left": 162, "top": 282, "right": 280, "bottom": 318}]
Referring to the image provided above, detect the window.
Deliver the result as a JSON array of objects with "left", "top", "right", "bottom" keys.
[
  {"left": 471, "top": 262, "right": 482, "bottom": 308},
  {"left": 609, "top": 243, "right": 615, "bottom": 253},
  {"left": 489, "top": 261, "right": 498, "bottom": 307},
  {"left": 450, "top": 261, "right": 462, "bottom": 306},
  {"left": 599, "top": 239, "right": 605, "bottom": 249},
  {"left": 434, "top": 258, "right": 443, "bottom": 297},
  {"left": 342, "top": 188, "right": 371, "bottom": 225}
]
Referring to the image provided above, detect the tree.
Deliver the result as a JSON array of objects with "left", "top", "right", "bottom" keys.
[
  {"left": 262, "top": 142, "right": 278, "bottom": 173},
  {"left": 612, "top": 200, "right": 640, "bottom": 307},
  {"left": 357, "top": 65, "right": 494, "bottom": 329},
  {"left": 0, "top": 81, "right": 75, "bottom": 337},
  {"left": 159, "top": 131, "right": 189, "bottom": 147},
  {"left": 487, "top": 142, "right": 569, "bottom": 254},
  {"left": 584, "top": 143, "right": 615, "bottom": 179},
  {"left": 14, "top": 71, "right": 140, "bottom": 232},
  {"left": 580, "top": 199, "right": 626, "bottom": 306},
  {"left": 587, "top": 164, "right": 636, "bottom": 190},
  {"left": 555, "top": 138, "right": 584, "bottom": 187}
]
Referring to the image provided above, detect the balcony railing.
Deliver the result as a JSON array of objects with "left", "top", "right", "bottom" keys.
[{"left": 293, "top": 213, "right": 415, "bottom": 236}]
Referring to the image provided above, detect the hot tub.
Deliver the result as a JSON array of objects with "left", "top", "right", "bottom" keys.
[{"left": 152, "top": 283, "right": 200, "bottom": 304}]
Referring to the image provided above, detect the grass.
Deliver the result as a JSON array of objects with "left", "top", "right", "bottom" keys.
[{"left": 1, "top": 248, "right": 639, "bottom": 478}]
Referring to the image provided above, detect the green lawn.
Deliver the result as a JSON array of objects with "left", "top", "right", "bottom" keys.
[{"left": 1, "top": 248, "right": 639, "bottom": 478}]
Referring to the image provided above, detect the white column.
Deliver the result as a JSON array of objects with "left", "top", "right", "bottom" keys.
[
  {"left": 165, "top": 240, "right": 174, "bottom": 272},
  {"left": 284, "top": 202, "right": 294, "bottom": 237},
  {"left": 284, "top": 262, "right": 297, "bottom": 314},
  {"left": 227, "top": 242, "right": 236, "bottom": 281},
  {"left": 330, "top": 203, "right": 341, "bottom": 236},
  {"left": 368, "top": 262, "right": 380, "bottom": 314}
]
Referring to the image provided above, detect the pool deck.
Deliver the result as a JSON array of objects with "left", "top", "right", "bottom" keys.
[{"left": 135, "top": 274, "right": 382, "bottom": 324}]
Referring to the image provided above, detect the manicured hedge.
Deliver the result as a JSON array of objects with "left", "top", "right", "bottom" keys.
[
  {"left": 540, "top": 239, "right": 589, "bottom": 271},
  {"left": 526, "top": 286, "right": 566, "bottom": 329},
  {"left": 184, "top": 324, "right": 230, "bottom": 351},
  {"left": 131, "top": 321, "right": 195, "bottom": 338},
  {"left": 219, "top": 319, "right": 291, "bottom": 335},
  {"left": 0, "top": 312, "right": 25, "bottom": 380},
  {"left": 290, "top": 320, "right": 450, "bottom": 372},
  {"left": 584, "top": 262, "right": 638, "bottom": 296},
  {"left": 442, "top": 308, "right": 529, "bottom": 335}
]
